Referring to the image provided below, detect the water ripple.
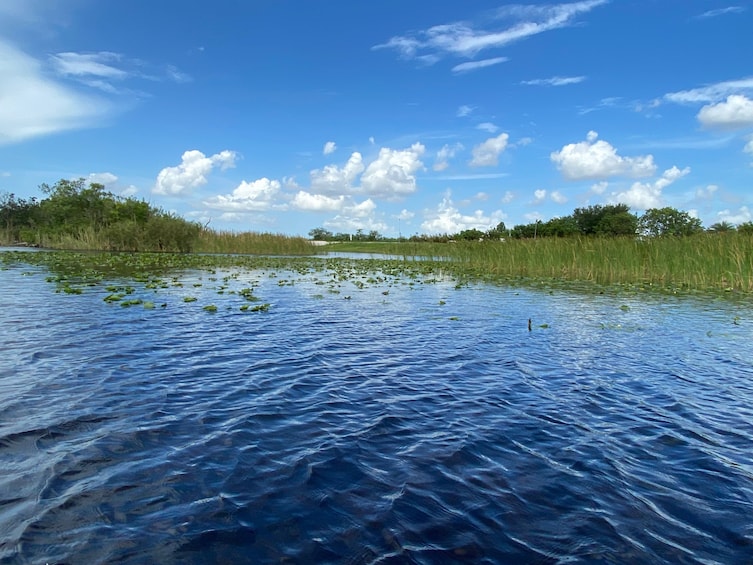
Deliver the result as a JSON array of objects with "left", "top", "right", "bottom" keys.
[{"left": 1, "top": 265, "right": 753, "bottom": 563}]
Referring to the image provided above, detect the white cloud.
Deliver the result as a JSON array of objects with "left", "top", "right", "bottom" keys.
[
  {"left": 470, "top": 133, "right": 509, "bottom": 167},
  {"left": 457, "top": 105, "right": 474, "bottom": 117},
  {"left": 374, "top": 0, "right": 608, "bottom": 60},
  {"left": 452, "top": 57, "right": 508, "bottom": 74},
  {"left": 695, "top": 6, "right": 745, "bottom": 19},
  {"left": 397, "top": 209, "right": 415, "bottom": 221},
  {"left": 697, "top": 95, "right": 753, "bottom": 130},
  {"left": 501, "top": 191, "right": 514, "bottom": 204},
  {"left": 324, "top": 199, "right": 386, "bottom": 233},
  {"left": 591, "top": 181, "right": 608, "bottom": 194},
  {"left": 433, "top": 142, "right": 464, "bottom": 171},
  {"left": 202, "top": 177, "right": 281, "bottom": 211},
  {"left": 745, "top": 137, "right": 753, "bottom": 162},
  {"left": 664, "top": 77, "right": 753, "bottom": 104},
  {"left": 87, "top": 172, "right": 118, "bottom": 186},
  {"left": 608, "top": 166, "right": 690, "bottom": 210},
  {"left": 716, "top": 206, "right": 751, "bottom": 225},
  {"left": 476, "top": 122, "right": 499, "bottom": 133},
  {"left": 421, "top": 192, "right": 504, "bottom": 234},
  {"left": 551, "top": 190, "right": 568, "bottom": 204},
  {"left": 291, "top": 191, "right": 346, "bottom": 212},
  {"left": 532, "top": 189, "right": 547, "bottom": 204},
  {"left": 521, "top": 76, "right": 585, "bottom": 86},
  {"left": 0, "top": 40, "right": 110, "bottom": 144},
  {"left": 551, "top": 131, "right": 656, "bottom": 180},
  {"left": 360, "top": 143, "right": 425, "bottom": 198},
  {"left": 323, "top": 141, "right": 337, "bottom": 155},
  {"left": 50, "top": 52, "right": 128, "bottom": 80},
  {"left": 153, "top": 149, "right": 237, "bottom": 196},
  {"left": 695, "top": 184, "right": 718, "bottom": 199},
  {"left": 310, "top": 152, "right": 364, "bottom": 195}
]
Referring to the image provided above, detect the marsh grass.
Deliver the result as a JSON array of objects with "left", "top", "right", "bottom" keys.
[
  {"left": 2, "top": 231, "right": 751, "bottom": 299},
  {"left": 195, "top": 230, "right": 319, "bottom": 255},
  {"left": 335, "top": 234, "right": 753, "bottom": 293}
]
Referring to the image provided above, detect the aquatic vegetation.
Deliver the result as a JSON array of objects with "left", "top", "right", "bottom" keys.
[
  {"left": 183, "top": 297, "right": 198, "bottom": 303},
  {"left": 203, "top": 305, "right": 218, "bottom": 312}
]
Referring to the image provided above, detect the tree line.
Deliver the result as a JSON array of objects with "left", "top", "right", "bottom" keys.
[
  {"left": 1, "top": 179, "right": 201, "bottom": 252},
  {"left": 312, "top": 204, "right": 752, "bottom": 243}
]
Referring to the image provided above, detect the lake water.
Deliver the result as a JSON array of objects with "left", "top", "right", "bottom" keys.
[{"left": 1, "top": 253, "right": 753, "bottom": 564}]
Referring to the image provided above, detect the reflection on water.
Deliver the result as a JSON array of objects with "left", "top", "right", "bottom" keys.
[{"left": 1, "top": 260, "right": 752, "bottom": 564}]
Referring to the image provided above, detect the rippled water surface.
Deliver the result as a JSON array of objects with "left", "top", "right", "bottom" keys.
[{"left": 1, "top": 255, "right": 753, "bottom": 564}]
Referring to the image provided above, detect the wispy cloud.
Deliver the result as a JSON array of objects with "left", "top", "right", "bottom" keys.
[
  {"left": 0, "top": 40, "right": 110, "bottom": 145},
  {"left": 50, "top": 50, "right": 191, "bottom": 93},
  {"left": 452, "top": 57, "right": 508, "bottom": 74},
  {"left": 694, "top": 6, "right": 745, "bottom": 19},
  {"left": 522, "top": 75, "right": 585, "bottom": 86},
  {"left": 374, "top": 0, "right": 608, "bottom": 63},
  {"left": 664, "top": 77, "right": 753, "bottom": 104}
]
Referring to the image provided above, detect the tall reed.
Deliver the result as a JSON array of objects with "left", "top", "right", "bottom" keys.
[
  {"left": 195, "top": 230, "right": 320, "bottom": 255},
  {"left": 336, "top": 234, "right": 753, "bottom": 293}
]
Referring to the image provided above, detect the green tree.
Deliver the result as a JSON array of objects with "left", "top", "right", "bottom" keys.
[
  {"left": 639, "top": 207, "right": 703, "bottom": 237},
  {"left": 573, "top": 204, "right": 637, "bottom": 236},
  {"left": 737, "top": 221, "right": 753, "bottom": 235},
  {"left": 308, "top": 227, "right": 334, "bottom": 241},
  {"left": 455, "top": 228, "right": 485, "bottom": 241},
  {"left": 707, "top": 221, "right": 735, "bottom": 232},
  {"left": 486, "top": 221, "right": 508, "bottom": 239}
]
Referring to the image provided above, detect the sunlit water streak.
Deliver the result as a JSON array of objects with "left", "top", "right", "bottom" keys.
[{"left": 1, "top": 261, "right": 752, "bottom": 564}]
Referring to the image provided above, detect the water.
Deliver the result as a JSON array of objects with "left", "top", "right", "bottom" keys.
[{"left": 1, "top": 257, "right": 753, "bottom": 564}]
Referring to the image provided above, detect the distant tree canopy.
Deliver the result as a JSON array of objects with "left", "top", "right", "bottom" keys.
[
  {"left": 638, "top": 207, "right": 704, "bottom": 237},
  {"left": 1, "top": 178, "right": 201, "bottom": 252}
]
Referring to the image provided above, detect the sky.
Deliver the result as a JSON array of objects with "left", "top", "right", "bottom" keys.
[{"left": 1, "top": 0, "right": 752, "bottom": 237}]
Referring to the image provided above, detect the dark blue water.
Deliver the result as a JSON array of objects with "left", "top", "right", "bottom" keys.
[{"left": 1, "top": 258, "right": 753, "bottom": 564}]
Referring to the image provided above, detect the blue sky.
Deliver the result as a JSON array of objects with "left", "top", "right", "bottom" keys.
[{"left": 1, "top": 0, "right": 752, "bottom": 237}]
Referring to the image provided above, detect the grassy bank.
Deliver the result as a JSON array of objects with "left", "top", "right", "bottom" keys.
[
  {"left": 333, "top": 234, "right": 753, "bottom": 293},
  {"left": 2, "top": 232, "right": 751, "bottom": 296}
]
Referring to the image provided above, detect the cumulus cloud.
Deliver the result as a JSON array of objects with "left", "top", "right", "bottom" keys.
[
  {"left": 360, "top": 143, "right": 425, "bottom": 198},
  {"left": 324, "top": 199, "right": 386, "bottom": 233},
  {"left": 396, "top": 209, "right": 415, "bottom": 221},
  {"left": 421, "top": 192, "right": 504, "bottom": 234},
  {"left": 532, "top": 189, "right": 547, "bottom": 204},
  {"left": 153, "top": 149, "right": 237, "bottom": 196},
  {"left": 374, "top": 0, "right": 607, "bottom": 61},
  {"left": 697, "top": 95, "right": 753, "bottom": 130},
  {"left": 551, "top": 190, "right": 568, "bottom": 204},
  {"left": 521, "top": 76, "right": 585, "bottom": 86},
  {"left": 202, "top": 177, "right": 281, "bottom": 211},
  {"left": 470, "top": 133, "right": 509, "bottom": 167},
  {"left": 591, "top": 181, "right": 608, "bottom": 194},
  {"left": 87, "top": 172, "right": 118, "bottom": 186},
  {"left": 551, "top": 131, "right": 656, "bottom": 180},
  {"left": 457, "top": 105, "right": 475, "bottom": 117},
  {"left": 291, "top": 191, "right": 346, "bottom": 212},
  {"left": 716, "top": 206, "right": 751, "bottom": 225},
  {"left": 0, "top": 40, "right": 110, "bottom": 144},
  {"left": 323, "top": 141, "right": 337, "bottom": 155},
  {"left": 310, "top": 152, "right": 364, "bottom": 195},
  {"left": 608, "top": 166, "right": 690, "bottom": 210},
  {"left": 433, "top": 143, "right": 464, "bottom": 171},
  {"left": 452, "top": 57, "right": 508, "bottom": 74}
]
